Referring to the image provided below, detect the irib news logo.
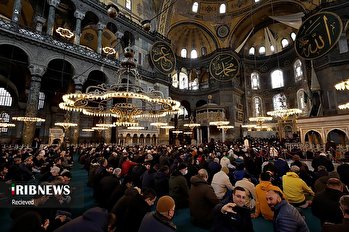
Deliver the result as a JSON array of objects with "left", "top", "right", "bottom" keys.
[{"left": 11, "top": 183, "right": 71, "bottom": 196}]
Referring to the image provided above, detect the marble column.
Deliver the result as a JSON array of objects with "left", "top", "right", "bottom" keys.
[
  {"left": 23, "top": 64, "right": 46, "bottom": 145},
  {"left": 35, "top": 16, "right": 46, "bottom": 33},
  {"left": 46, "top": 0, "right": 60, "bottom": 36},
  {"left": 103, "top": 100, "right": 113, "bottom": 144},
  {"left": 69, "top": 83, "right": 82, "bottom": 145},
  {"left": 74, "top": 10, "right": 85, "bottom": 45},
  {"left": 207, "top": 126, "right": 210, "bottom": 143},
  {"left": 97, "top": 22, "right": 106, "bottom": 54},
  {"left": 11, "top": 0, "right": 22, "bottom": 24}
]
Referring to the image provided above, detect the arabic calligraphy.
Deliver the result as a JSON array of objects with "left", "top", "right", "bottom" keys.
[
  {"left": 295, "top": 12, "right": 342, "bottom": 60},
  {"left": 150, "top": 42, "right": 176, "bottom": 75},
  {"left": 209, "top": 53, "right": 240, "bottom": 81}
]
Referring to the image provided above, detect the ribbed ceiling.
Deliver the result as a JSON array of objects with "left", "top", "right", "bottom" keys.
[{"left": 168, "top": 23, "right": 217, "bottom": 57}]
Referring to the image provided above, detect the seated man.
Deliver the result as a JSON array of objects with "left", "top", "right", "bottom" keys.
[
  {"left": 212, "top": 186, "right": 254, "bottom": 232},
  {"left": 189, "top": 169, "right": 219, "bottom": 229},
  {"left": 323, "top": 195, "right": 349, "bottom": 232},
  {"left": 312, "top": 178, "right": 343, "bottom": 225},
  {"left": 282, "top": 165, "right": 314, "bottom": 208}
]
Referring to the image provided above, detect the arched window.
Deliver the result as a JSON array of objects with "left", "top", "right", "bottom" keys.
[
  {"left": 281, "top": 38, "right": 289, "bottom": 48},
  {"left": 192, "top": 2, "right": 199, "bottom": 13},
  {"left": 180, "top": 48, "right": 187, "bottom": 58},
  {"left": 254, "top": 0, "right": 260, "bottom": 2},
  {"left": 0, "top": 112, "right": 10, "bottom": 133},
  {"left": 259, "top": 46, "right": 266, "bottom": 55},
  {"left": 201, "top": 47, "right": 207, "bottom": 56},
  {"left": 38, "top": 92, "right": 45, "bottom": 109},
  {"left": 253, "top": 96, "right": 262, "bottom": 117},
  {"left": 251, "top": 72, "right": 260, "bottom": 90},
  {"left": 190, "top": 49, "right": 198, "bottom": 59},
  {"left": 0, "top": 87, "right": 12, "bottom": 106},
  {"left": 270, "top": 45, "right": 275, "bottom": 53},
  {"left": 294, "top": 59, "right": 303, "bottom": 82},
  {"left": 297, "top": 89, "right": 307, "bottom": 111},
  {"left": 179, "top": 72, "right": 188, "bottom": 89},
  {"left": 189, "top": 78, "right": 199, "bottom": 90},
  {"left": 249, "top": 47, "right": 255, "bottom": 55},
  {"left": 219, "top": 4, "right": 226, "bottom": 14},
  {"left": 290, "top": 32, "right": 296, "bottom": 41},
  {"left": 273, "top": 93, "right": 287, "bottom": 110},
  {"left": 126, "top": 0, "right": 131, "bottom": 10},
  {"left": 271, "top": 69, "right": 284, "bottom": 89},
  {"left": 171, "top": 73, "right": 179, "bottom": 88},
  {"left": 178, "top": 105, "right": 189, "bottom": 119}
]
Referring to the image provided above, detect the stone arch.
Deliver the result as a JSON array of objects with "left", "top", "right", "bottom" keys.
[
  {"left": 304, "top": 130, "right": 323, "bottom": 144},
  {"left": 152, "top": 134, "right": 157, "bottom": 145},
  {"left": 145, "top": 134, "right": 151, "bottom": 144},
  {"left": 326, "top": 129, "right": 349, "bottom": 145},
  {"left": 125, "top": 133, "right": 132, "bottom": 145},
  {"left": 83, "top": 70, "right": 107, "bottom": 92},
  {"left": 132, "top": 134, "right": 138, "bottom": 144},
  {"left": 196, "top": 99, "right": 207, "bottom": 108},
  {"left": 0, "top": 42, "right": 32, "bottom": 64},
  {"left": 139, "top": 134, "right": 145, "bottom": 145}
]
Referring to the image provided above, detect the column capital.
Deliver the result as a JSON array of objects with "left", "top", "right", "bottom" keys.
[
  {"left": 97, "top": 22, "right": 106, "bottom": 31},
  {"left": 47, "top": 0, "right": 60, "bottom": 8},
  {"left": 74, "top": 10, "right": 85, "bottom": 20},
  {"left": 28, "top": 64, "right": 46, "bottom": 77}
]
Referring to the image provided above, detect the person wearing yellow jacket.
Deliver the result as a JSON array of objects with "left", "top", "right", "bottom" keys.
[
  {"left": 282, "top": 165, "right": 314, "bottom": 207},
  {"left": 251, "top": 172, "right": 285, "bottom": 221}
]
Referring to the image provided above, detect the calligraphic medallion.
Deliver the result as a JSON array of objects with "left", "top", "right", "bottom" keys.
[
  {"left": 150, "top": 41, "right": 176, "bottom": 75},
  {"left": 209, "top": 52, "right": 240, "bottom": 81},
  {"left": 295, "top": 12, "right": 342, "bottom": 60}
]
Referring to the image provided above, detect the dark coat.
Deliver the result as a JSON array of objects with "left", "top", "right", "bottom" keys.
[
  {"left": 138, "top": 212, "right": 176, "bottom": 232},
  {"left": 312, "top": 187, "right": 343, "bottom": 224},
  {"left": 154, "top": 171, "right": 169, "bottom": 197},
  {"left": 211, "top": 203, "right": 254, "bottom": 232},
  {"left": 273, "top": 200, "right": 309, "bottom": 232},
  {"left": 312, "top": 156, "right": 334, "bottom": 172},
  {"left": 53, "top": 207, "right": 108, "bottom": 232},
  {"left": 112, "top": 190, "right": 151, "bottom": 232},
  {"left": 323, "top": 218, "right": 349, "bottom": 232},
  {"left": 169, "top": 173, "right": 189, "bottom": 208},
  {"left": 97, "top": 175, "right": 120, "bottom": 208},
  {"left": 189, "top": 175, "right": 219, "bottom": 228}
]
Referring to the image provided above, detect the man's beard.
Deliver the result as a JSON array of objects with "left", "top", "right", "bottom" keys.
[{"left": 268, "top": 204, "right": 275, "bottom": 211}]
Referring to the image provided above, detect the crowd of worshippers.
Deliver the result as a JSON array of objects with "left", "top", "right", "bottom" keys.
[{"left": 1, "top": 138, "right": 349, "bottom": 232}]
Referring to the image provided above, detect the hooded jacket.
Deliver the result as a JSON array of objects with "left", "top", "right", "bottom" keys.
[{"left": 282, "top": 172, "right": 314, "bottom": 203}]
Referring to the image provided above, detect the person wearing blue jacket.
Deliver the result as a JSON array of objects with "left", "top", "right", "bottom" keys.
[{"left": 266, "top": 187, "right": 309, "bottom": 232}]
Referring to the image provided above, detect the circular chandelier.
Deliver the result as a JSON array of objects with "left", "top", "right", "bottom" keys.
[
  {"left": 13, "top": 116, "right": 45, "bottom": 123},
  {"left": 150, "top": 122, "right": 168, "bottom": 127},
  {"left": 59, "top": 47, "right": 181, "bottom": 125},
  {"left": 335, "top": 79, "right": 349, "bottom": 90},
  {"left": 249, "top": 116, "right": 273, "bottom": 124},
  {"left": 127, "top": 126, "right": 145, "bottom": 130},
  {"left": 0, "top": 122, "right": 15, "bottom": 128},
  {"left": 267, "top": 108, "right": 302, "bottom": 120},
  {"left": 209, "top": 121, "right": 230, "bottom": 126},
  {"left": 82, "top": 128, "right": 94, "bottom": 132},
  {"left": 217, "top": 125, "right": 234, "bottom": 129},
  {"left": 339, "top": 102, "right": 349, "bottom": 110},
  {"left": 184, "top": 115, "right": 200, "bottom": 129}
]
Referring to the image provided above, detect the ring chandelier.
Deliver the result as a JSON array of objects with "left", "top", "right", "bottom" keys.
[{"left": 59, "top": 47, "right": 181, "bottom": 125}]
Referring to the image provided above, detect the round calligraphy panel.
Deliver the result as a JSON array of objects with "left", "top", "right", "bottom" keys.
[
  {"left": 217, "top": 25, "right": 229, "bottom": 38},
  {"left": 209, "top": 52, "right": 240, "bottom": 81},
  {"left": 295, "top": 12, "right": 342, "bottom": 60},
  {"left": 150, "top": 41, "right": 176, "bottom": 75}
]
